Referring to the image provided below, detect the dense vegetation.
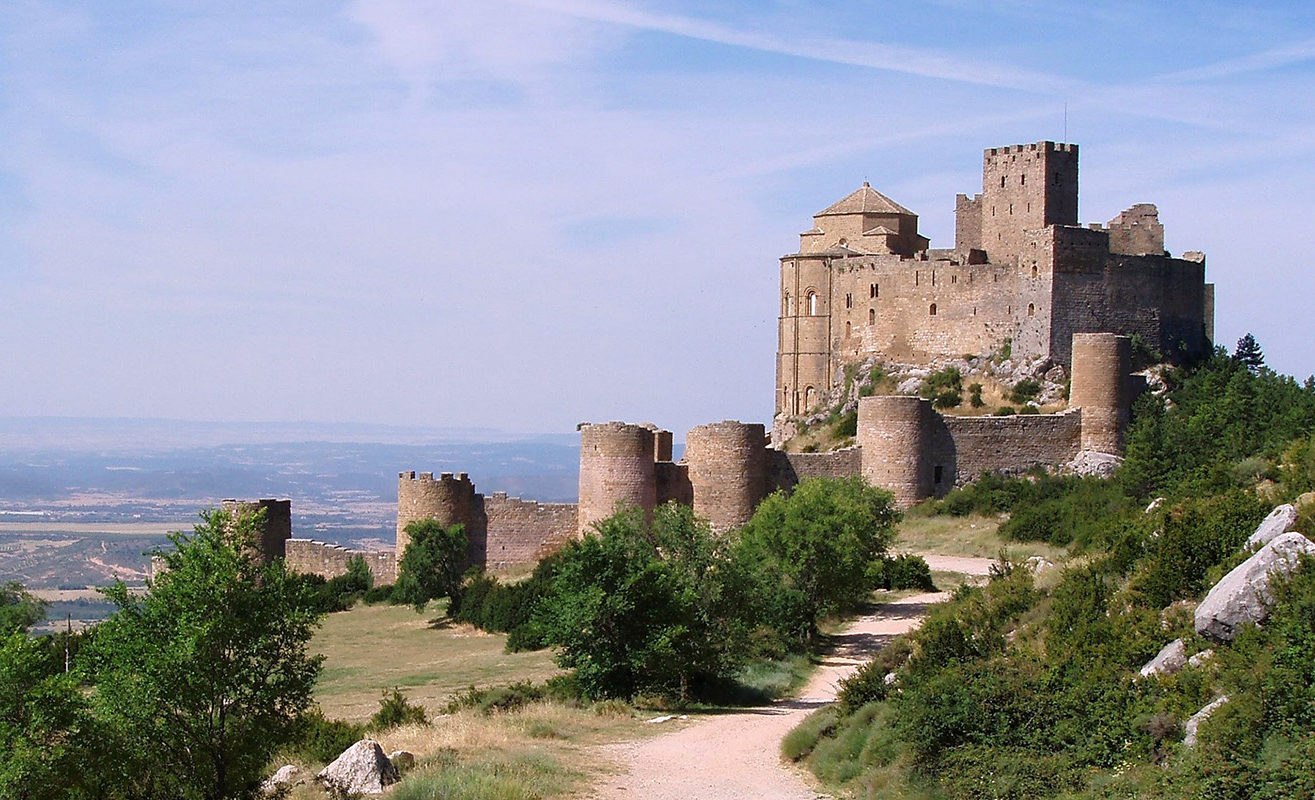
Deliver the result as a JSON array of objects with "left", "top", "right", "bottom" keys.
[
  {"left": 454, "top": 476, "right": 921, "bottom": 702},
  {"left": 787, "top": 345, "right": 1315, "bottom": 799},
  {"left": 1, "top": 508, "right": 324, "bottom": 800}
]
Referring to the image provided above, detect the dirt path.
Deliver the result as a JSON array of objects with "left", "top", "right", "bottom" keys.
[
  {"left": 921, "top": 554, "right": 995, "bottom": 576},
  {"left": 588, "top": 591, "right": 947, "bottom": 800}
]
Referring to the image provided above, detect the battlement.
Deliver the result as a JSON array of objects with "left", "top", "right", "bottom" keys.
[
  {"left": 399, "top": 470, "right": 471, "bottom": 484},
  {"left": 985, "top": 141, "right": 1076, "bottom": 156},
  {"left": 285, "top": 538, "right": 398, "bottom": 585}
]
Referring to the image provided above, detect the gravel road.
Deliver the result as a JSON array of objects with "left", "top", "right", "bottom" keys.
[{"left": 588, "top": 591, "right": 947, "bottom": 800}]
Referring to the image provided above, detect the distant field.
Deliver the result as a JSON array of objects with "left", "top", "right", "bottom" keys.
[
  {"left": 311, "top": 601, "right": 561, "bottom": 722},
  {"left": 894, "top": 513, "right": 1069, "bottom": 562},
  {"left": 0, "top": 521, "right": 190, "bottom": 535}
]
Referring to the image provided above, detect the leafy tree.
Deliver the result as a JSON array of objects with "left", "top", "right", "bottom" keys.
[
  {"left": 0, "top": 630, "right": 100, "bottom": 800},
  {"left": 0, "top": 582, "right": 46, "bottom": 635},
  {"left": 735, "top": 477, "right": 899, "bottom": 647},
  {"left": 393, "top": 519, "right": 469, "bottom": 613},
  {"left": 1233, "top": 332, "right": 1265, "bottom": 373},
  {"left": 537, "top": 506, "right": 744, "bottom": 700},
  {"left": 85, "top": 508, "right": 324, "bottom": 800}
]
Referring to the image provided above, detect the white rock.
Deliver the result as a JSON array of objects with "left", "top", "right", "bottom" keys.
[
  {"left": 317, "top": 740, "right": 399, "bottom": 796},
  {"left": 1025, "top": 556, "right": 1054, "bottom": 575},
  {"left": 1187, "top": 649, "right": 1214, "bottom": 668},
  {"left": 1247, "top": 504, "right": 1299, "bottom": 549},
  {"left": 261, "top": 765, "right": 301, "bottom": 795},
  {"left": 896, "top": 377, "right": 923, "bottom": 395},
  {"left": 883, "top": 672, "right": 898, "bottom": 686},
  {"left": 1145, "top": 497, "right": 1165, "bottom": 514},
  {"left": 1183, "top": 696, "right": 1229, "bottom": 747},
  {"left": 1065, "top": 450, "right": 1123, "bottom": 478},
  {"left": 1138, "top": 638, "right": 1187, "bottom": 679},
  {"left": 1195, "top": 532, "right": 1315, "bottom": 642}
]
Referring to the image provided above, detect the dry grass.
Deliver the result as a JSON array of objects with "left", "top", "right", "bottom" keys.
[
  {"left": 894, "top": 513, "right": 1068, "bottom": 562},
  {"left": 310, "top": 602, "right": 561, "bottom": 722}
]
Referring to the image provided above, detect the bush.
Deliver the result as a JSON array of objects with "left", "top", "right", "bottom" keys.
[
  {"left": 1009, "top": 378, "right": 1042, "bottom": 405},
  {"left": 870, "top": 554, "right": 936, "bottom": 591},
  {"left": 370, "top": 687, "right": 428, "bottom": 730},
  {"left": 289, "top": 709, "right": 367, "bottom": 764}
]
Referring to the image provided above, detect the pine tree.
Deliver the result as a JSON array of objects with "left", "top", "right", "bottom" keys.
[{"left": 1233, "top": 332, "right": 1265, "bottom": 373}]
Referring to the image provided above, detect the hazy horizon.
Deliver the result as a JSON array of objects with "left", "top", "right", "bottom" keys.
[{"left": 3, "top": 1, "right": 1312, "bottom": 436}]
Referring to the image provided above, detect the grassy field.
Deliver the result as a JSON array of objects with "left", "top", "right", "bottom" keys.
[
  {"left": 893, "top": 512, "right": 1068, "bottom": 562},
  {"left": 310, "top": 601, "right": 563, "bottom": 722}
]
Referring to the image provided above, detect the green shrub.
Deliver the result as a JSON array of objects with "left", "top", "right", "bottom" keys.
[
  {"left": 995, "top": 406, "right": 1017, "bottom": 416},
  {"left": 832, "top": 409, "right": 858, "bottom": 438},
  {"left": 870, "top": 554, "right": 936, "bottom": 591},
  {"left": 1009, "top": 378, "right": 1042, "bottom": 404},
  {"left": 782, "top": 706, "right": 839, "bottom": 761},
  {"left": 289, "top": 709, "right": 366, "bottom": 764},
  {"left": 370, "top": 687, "right": 428, "bottom": 730}
]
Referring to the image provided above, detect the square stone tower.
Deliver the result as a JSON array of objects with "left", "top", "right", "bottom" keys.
[{"left": 962, "top": 141, "right": 1078, "bottom": 265}]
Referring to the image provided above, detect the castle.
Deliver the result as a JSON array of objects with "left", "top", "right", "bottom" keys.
[
  {"left": 777, "top": 140, "right": 1213, "bottom": 416},
  {"left": 273, "top": 139, "right": 1213, "bottom": 583}
]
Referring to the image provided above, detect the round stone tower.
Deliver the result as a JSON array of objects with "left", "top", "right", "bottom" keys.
[
  {"left": 396, "top": 471, "right": 478, "bottom": 555},
  {"left": 685, "top": 420, "right": 767, "bottom": 532},
  {"left": 1070, "top": 332, "right": 1131, "bottom": 454},
  {"left": 220, "top": 498, "right": 292, "bottom": 563},
  {"left": 858, "top": 396, "right": 933, "bottom": 509},
  {"left": 577, "top": 422, "right": 658, "bottom": 533}
]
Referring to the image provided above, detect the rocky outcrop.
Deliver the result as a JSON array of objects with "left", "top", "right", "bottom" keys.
[
  {"left": 1246, "top": 504, "right": 1298, "bottom": 549},
  {"left": 1195, "top": 532, "right": 1315, "bottom": 642},
  {"left": 1065, "top": 450, "right": 1122, "bottom": 478},
  {"left": 1138, "top": 638, "right": 1187, "bottom": 679},
  {"left": 317, "top": 740, "right": 399, "bottom": 796},
  {"left": 1183, "top": 696, "right": 1229, "bottom": 747}
]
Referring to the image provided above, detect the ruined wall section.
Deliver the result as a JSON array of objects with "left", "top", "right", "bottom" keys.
[
  {"left": 1046, "top": 227, "right": 1210, "bottom": 365},
  {"left": 685, "top": 421, "right": 768, "bottom": 532},
  {"left": 285, "top": 539, "right": 398, "bottom": 585},
  {"left": 656, "top": 461, "right": 693, "bottom": 507},
  {"left": 942, "top": 410, "right": 1083, "bottom": 483},
  {"left": 481, "top": 494, "right": 578, "bottom": 569},
  {"left": 955, "top": 193, "right": 983, "bottom": 251},
  {"left": 1105, "top": 204, "right": 1165, "bottom": 256},
  {"left": 220, "top": 498, "right": 291, "bottom": 563},
  {"left": 766, "top": 446, "right": 863, "bottom": 493}
]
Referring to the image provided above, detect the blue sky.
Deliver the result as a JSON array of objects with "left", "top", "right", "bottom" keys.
[{"left": 2, "top": 0, "right": 1313, "bottom": 436}]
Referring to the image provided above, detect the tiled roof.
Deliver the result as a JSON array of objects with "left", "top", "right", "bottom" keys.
[{"left": 816, "top": 182, "right": 914, "bottom": 217}]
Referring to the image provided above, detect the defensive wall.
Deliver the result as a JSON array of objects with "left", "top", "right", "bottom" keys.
[{"left": 285, "top": 538, "right": 399, "bottom": 585}]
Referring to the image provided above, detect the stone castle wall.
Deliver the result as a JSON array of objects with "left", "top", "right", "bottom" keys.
[
  {"left": 285, "top": 538, "right": 398, "bottom": 585},
  {"left": 481, "top": 493, "right": 577, "bottom": 569},
  {"left": 220, "top": 498, "right": 292, "bottom": 563},
  {"left": 941, "top": 409, "right": 1083, "bottom": 483}
]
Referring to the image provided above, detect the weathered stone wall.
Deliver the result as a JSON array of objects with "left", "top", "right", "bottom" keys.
[
  {"left": 766, "top": 446, "right": 863, "bottom": 493},
  {"left": 577, "top": 422, "right": 658, "bottom": 533},
  {"left": 686, "top": 421, "right": 768, "bottom": 532},
  {"left": 220, "top": 498, "right": 291, "bottom": 563},
  {"left": 941, "top": 409, "right": 1083, "bottom": 483},
  {"left": 1047, "top": 227, "right": 1208, "bottom": 365},
  {"left": 1105, "top": 204, "right": 1165, "bottom": 256},
  {"left": 656, "top": 461, "right": 693, "bottom": 507},
  {"left": 285, "top": 538, "right": 399, "bottom": 585},
  {"left": 481, "top": 493, "right": 578, "bottom": 569}
]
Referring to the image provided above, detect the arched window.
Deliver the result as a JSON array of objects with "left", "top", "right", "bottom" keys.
[
  {"left": 868, "top": 308, "right": 875, "bottom": 325},
  {"left": 783, "top": 293, "right": 792, "bottom": 316},
  {"left": 1031, "top": 264, "right": 1038, "bottom": 278},
  {"left": 929, "top": 303, "right": 938, "bottom": 316},
  {"left": 805, "top": 386, "right": 817, "bottom": 409},
  {"left": 807, "top": 292, "right": 818, "bottom": 315},
  {"left": 845, "top": 321, "right": 852, "bottom": 338},
  {"left": 1027, "top": 303, "right": 1036, "bottom": 317}
]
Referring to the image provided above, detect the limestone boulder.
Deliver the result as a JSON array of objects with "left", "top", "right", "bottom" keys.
[
  {"left": 1183, "top": 696, "right": 1229, "bottom": 748},
  {"left": 261, "top": 765, "right": 302, "bottom": 795},
  {"left": 1195, "top": 532, "right": 1315, "bottom": 642},
  {"left": 1187, "top": 649, "right": 1214, "bottom": 668},
  {"left": 317, "top": 740, "right": 399, "bottom": 796},
  {"left": 1065, "top": 450, "right": 1123, "bottom": 478},
  {"left": 1247, "top": 504, "right": 1299, "bottom": 549},
  {"left": 1138, "top": 638, "right": 1187, "bottom": 679}
]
